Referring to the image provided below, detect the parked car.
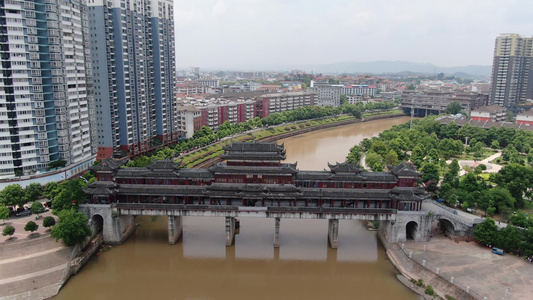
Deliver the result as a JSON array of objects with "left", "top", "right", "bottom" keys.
[
  {"left": 15, "top": 210, "right": 32, "bottom": 217},
  {"left": 492, "top": 247, "right": 504, "bottom": 255}
]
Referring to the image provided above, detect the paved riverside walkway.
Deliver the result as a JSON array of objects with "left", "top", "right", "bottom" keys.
[
  {"left": 397, "top": 234, "right": 533, "bottom": 300},
  {"left": 0, "top": 220, "right": 71, "bottom": 300}
]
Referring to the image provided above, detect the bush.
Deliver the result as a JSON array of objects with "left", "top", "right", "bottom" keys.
[
  {"left": 291, "top": 126, "right": 297, "bottom": 129},
  {"left": 2, "top": 225, "right": 15, "bottom": 238},
  {"left": 299, "top": 124, "right": 305, "bottom": 128},
  {"left": 284, "top": 127, "right": 290, "bottom": 131},
  {"left": 425, "top": 285, "right": 434, "bottom": 296},
  {"left": 24, "top": 221, "right": 39, "bottom": 233},
  {"left": 43, "top": 216, "right": 56, "bottom": 229},
  {"left": 305, "top": 123, "right": 311, "bottom": 126},
  {"left": 416, "top": 279, "right": 424, "bottom": 287}
]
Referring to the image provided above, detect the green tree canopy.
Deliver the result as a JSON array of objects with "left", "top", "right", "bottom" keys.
[
  {"left": 420, "top": 162, "right": 440, "bottom": 183},
  {"left": 445, "top": 102, "right": 462, "bottom": 115},
  {"left": 43, "top": 182, "right": 61, "bottom": 201},
  {"left": 24, "top": 221, "right": 39, "bottom": 233},
  {"left": 0, "top": 205, "right": 9, "bottom": 224},
  {"left": 497, "top": 225, "right": 522, "bottom": 252},
  {"left": 346, "top": 145, "right": 364, "bottom": 165},
  {"left": 365, "top": 152, "right": 383, "bottom": 170},
  {"left": 43, "top": 216, "right": 56, "bottom": 229},
  {"left": 474, "top": 218, "right": 499, "bottom": 246},
  {"left": 31, "top": 201, "right": 45, "bottom": 214},
  {"left": 51, "top": 209, "right": 91, "bottom": 246},
  {"left": 24, "top": 183, "right": 43, "bottom": 203},
  {"left": 2, "top": 225, "right": 15, "bottom": 238},
  {"left": 0, "top": 184, "right": 26, "bottom": 208},
  {"left": 52, "top": 179, "right": 87, "bottom": 214}
]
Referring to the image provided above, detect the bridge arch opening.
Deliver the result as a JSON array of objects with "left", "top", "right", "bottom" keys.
[
  {"left": 405, "top": 221, "right": 419, "bottom": 240},
  {"left": 434, "top": 218, "right": 455, "bottom": 239},
  {"left": 89, "top": 214, "right": 104, "bottom": 237}
]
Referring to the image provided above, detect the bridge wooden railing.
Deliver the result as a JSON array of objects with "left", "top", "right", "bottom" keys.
[{"left": 113, "top": 203, "right": 396, "bottom": 215}]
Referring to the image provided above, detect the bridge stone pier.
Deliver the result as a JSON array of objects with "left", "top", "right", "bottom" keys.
[
  {"left": 168, "top": 216, "right": 183, "bottom": 245},
  {"left": 225, "top": 216, "right": 236, "bottom": 246},
  {"left": 328, "top": 219, "right": 339, "bottom": 248}
]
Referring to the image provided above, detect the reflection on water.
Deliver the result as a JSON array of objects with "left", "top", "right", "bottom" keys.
[{"left": 55, "top": 117, "right": 416, "bottom": 300}]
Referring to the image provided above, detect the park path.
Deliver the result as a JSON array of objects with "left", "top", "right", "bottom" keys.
[{"left": 456, "top": 150, "right": 502, "bottom": 176}]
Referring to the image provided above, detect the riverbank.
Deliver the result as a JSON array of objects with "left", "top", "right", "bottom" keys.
[
  {"left": 189, "top": 112, "right": 406, "bottom": 168},
  {"left": 381, "top": 230, "right": 533, "bottom": 300},
  {"left": 0, "top": 233, "right": 70, "bottom": 299}
]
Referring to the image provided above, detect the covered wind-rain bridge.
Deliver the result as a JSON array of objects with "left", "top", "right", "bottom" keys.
[{"left": 82, "top": 142, "right": 428, "bottom": 248}]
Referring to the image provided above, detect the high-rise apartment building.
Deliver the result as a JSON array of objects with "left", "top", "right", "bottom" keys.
[
  {"left": 489, "top": 33, "right": 533, "bottom": 109},
  {"left": 88, "top": 0, "right": 177, "bottom": 160},
  {"left": 0, "top": 0, "right": 95, "bottom": 178}
]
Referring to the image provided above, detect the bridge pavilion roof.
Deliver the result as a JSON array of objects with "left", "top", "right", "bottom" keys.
[
  {"left": 300, "top": 188, "right": 392, "bottom": 200},
  {"left": 223, "top": 141, "right": 285, "bottom": 153},
  {"left": 389, "top": 187, "right": 428, "bottom": 201},
  {"left": 221, "top": 141, "right": 286, "bottom": 161},
  {"left": 209, "top": 162, "right": 298, "bottom": 175},
  {"left": 90, "top": 158, "right": 128, "bottom": 173},
  {"left": 387, "top": 163, "right": 421, "bottom": 177},
  {"left": 328, "top": 162, "right": 364, "bottom": 174},
  {"left": 83, "top": 181, "right": 120, "bottom": 195}
]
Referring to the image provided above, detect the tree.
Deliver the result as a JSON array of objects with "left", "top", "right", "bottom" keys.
[
  {"left": 492, "top": 164, "right": 533, "bottom": 208},
  {"left": 365, "top": 152, "right": 383, "bottom": 170},
  {"left": 497, "top": 225, "right": 522, "bottom": 252},
  {"left": 52, "top": 179, "right": 87, "bottom": 213},
  {"left": 24, "top": 221, "right": 38, "bottom": 234},
  {"left": 384, "top": 150, "right": 399, "bottom": 166},
  {"left": 474, "top": 218, "right": 499, "bottom": 246},
  {"left": 0, "top": 184, "right": 26, "bottom": 208},
  {"left": 411, "top": 145, "right": 425, "bottom": 168},
  {"left": 31, "top": 201, "right": 45, "bottom": 215},
  {"left": 420, "top": 163, "right": 440, "bottom": 183},
  {"left": 43, "top": 182, "right": 61, "bottom": 201},
  {"left": 51, "top": 209, "right": 91, "bottom": 246},
  {"left": 445, "top": 102, "right": 462, "bottom": 115},
  {"left": 340, "top": 94, "right": 347, "bottom": 105},
  {"left": 42, "top": 216, "right": 56, "bottom": 229},
  {"left": 2, "top": 225, "right": 15, "bottom": 239},
  {"left": 24, "top": 183, "right": 43, "bottom": 203},
  {"left": 0, "top": 205, "right": 9, "bottom": 224},
  {"left": 346, "top": 145, "right": 364, "bottom": 165}
]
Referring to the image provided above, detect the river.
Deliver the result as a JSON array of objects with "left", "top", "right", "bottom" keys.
[{"left": 55, "top": 116, "right": 416, "bottom": 300}]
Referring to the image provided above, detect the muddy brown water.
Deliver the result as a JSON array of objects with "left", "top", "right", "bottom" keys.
[{"left": 55, "top": 116, "right": 416, "bottom": 300}]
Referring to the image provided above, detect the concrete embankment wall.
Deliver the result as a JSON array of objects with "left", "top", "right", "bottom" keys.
[
  {"left": 58, "top": 234, "right": 103, "bottom": 291},
  {"left": 378, "top": 233, "right": 477, "bottom": 300}
]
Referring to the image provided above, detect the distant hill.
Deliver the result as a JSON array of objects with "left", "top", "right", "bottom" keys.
[
  {"left": 201, "top": 60, "right": 492, "bottom": 79},
  {"left": 300, "top": 61, "right": 491, "bottom": 78}
]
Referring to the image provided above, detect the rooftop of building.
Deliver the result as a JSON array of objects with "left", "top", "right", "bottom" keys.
[{"left": 471, "top": 105, "right": 506, "bottom": 113}]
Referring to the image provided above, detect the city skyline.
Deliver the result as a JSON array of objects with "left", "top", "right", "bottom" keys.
[{"left": 174, "top": 0, "right": 533, "bottom": 70}]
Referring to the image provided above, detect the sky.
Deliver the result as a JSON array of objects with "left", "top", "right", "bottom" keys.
[{"left": 174, "top": 0, "right": 533, "bottom": 70}]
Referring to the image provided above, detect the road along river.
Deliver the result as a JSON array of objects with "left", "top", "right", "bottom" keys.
[{"left": 55, "top": 116, "right": 416, "bottom": 300}]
